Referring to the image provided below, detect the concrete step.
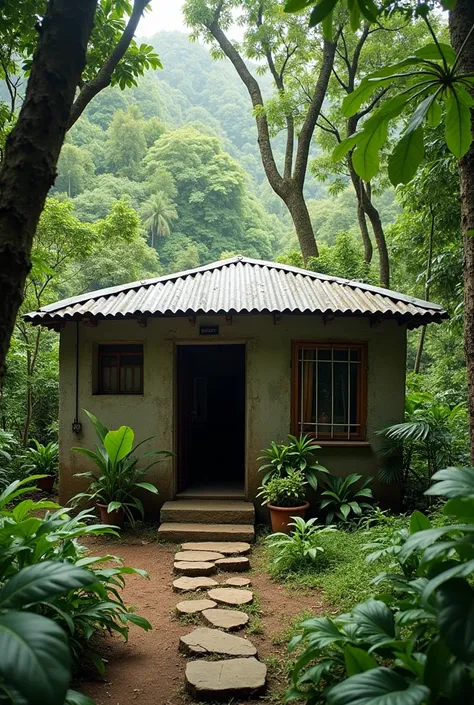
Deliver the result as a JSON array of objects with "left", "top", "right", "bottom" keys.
[
  {"left": 158, "top": 522, "right": 255, "bottom": 543},
  {"left": 160, "top": 500, "right": 255, "bottom": 525}
]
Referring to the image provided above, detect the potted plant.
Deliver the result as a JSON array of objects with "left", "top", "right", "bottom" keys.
[
  {"left": 72, "top": 410, "right": 172, "bottom": 528},
  {"left": 257, "top": 469, "right": 310, "bottom": 533},
  {"left": 258, "top": 434, "right": 328, "bottom": 505},
  {"left": 21, "top": 439, "right": 59, "bottom": 492}
]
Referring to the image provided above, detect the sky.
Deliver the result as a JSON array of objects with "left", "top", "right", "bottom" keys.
[{"left": 137, "top": 1, "right": 187, "bottom": 37}]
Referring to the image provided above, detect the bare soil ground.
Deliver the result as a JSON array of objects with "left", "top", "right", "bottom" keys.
[{"left": 79, "top": 535, "right": 328, "bottom": 705}]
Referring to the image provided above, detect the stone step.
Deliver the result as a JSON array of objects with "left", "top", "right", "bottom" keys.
[
  {"left": 174, "top": 561, "right": 216, "bottom": 576},
  {"left": 179, "top": 627, "right": 257, "bottom": 658},
  {"left": 185, "top": 658, "right": 267, "bottom": 701},
  {"left": 181, "top": 541, "right": 251, "bottom": 555},
  {"left": 158, "top": 522, "right": 255, "bottom": 543},
  {"left": 201, "top": 608, "right": 249, "bottom": 631},
  {"left": 160, "top": 500, "right": 255, "bottom": 525}
]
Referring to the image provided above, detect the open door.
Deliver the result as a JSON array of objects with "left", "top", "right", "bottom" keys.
[{"left": 177, "top": 344, "right": 245, "bottom": 496}]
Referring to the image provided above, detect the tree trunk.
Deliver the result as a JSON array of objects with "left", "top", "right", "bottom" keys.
[
  {"left": 450, "top": 0, "right": 474, "bottom": 463},
  {"left": 362, "top": 184, "right": 390, "bottom": 287},
  {"left": 284, "top": 184, "right": 319, "bottom": 261},
  {"left": 348, "top": 160, "right": 373, "bottom": 264},
  {"left": 414, "top": 206, "right": 434, "bottom": 375},
  {"left": 0, "top": 0, "right": 97, "bottom": 383}
]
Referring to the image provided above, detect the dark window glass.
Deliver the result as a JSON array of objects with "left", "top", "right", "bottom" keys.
[{"left": 98, "top": 344, "right": 143, "bottom": 394}]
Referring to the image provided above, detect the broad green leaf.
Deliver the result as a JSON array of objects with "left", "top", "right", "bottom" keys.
[
  {"left": 427, "top": 99, "right": 442, "bottom": 127},
  {"left": 350, "top": 599, "right": 396, "bottom": 645},
  {"left": 65, "top": 690, "right": 96, "bottom": 705},
  {"left": 342, "top": 81, "right": 377, "bottom": 118},
  {"left": 423, "top": 558, "right": 474, "bottom": 599},
  {"left": 368, "top": 57, "right": 423, "bottom": 80},
  {"left": 123, "top": 613, "right": 152, "bottom": 630},
  {"left": 358, "top": 0, "right": 378, "bottom": 22},
  {"left": 415, "top": 42, "right": 456, "bottom": 65},
  {"left": 445, "top": 90, "right": 473, "bottom": 158},
  {"left": 320, "top": 9, "right": 334, "bottom": 39},
  {"left": 104, "top": 426, "right": 134, "bottom": 464},
  {"left": 388, "top": 127, "right": 424, "bottom": 186},
  {"left": 308, "top": 0, "right": 338, "bottom": 28},
  {"left": 426, "top": 466, "right": 474, "bottom": 498},
  {"left": 440, "top": 0, "right": 456, "bottom": 7},
  {"left": 327, "top": 667, "right": 429, "bottom": 705},
  {"left": 135, "top": 481, "right": 159, "bottom": 494},
  {"left": 437, "top": 579, "right": 474, "bottom": 661},
  {"left": 284, "top": 0, "right": 314, "bottom": 11},
  {"left": 84, "top": 409, "right": 109, "bottom": 443},
  {"left": 409, "top": 510, "right": 432, "bottom": 534},
  {"left": 0, "top": 611, "right": 71, "bottom": 705},
  {"left": 352, "top": 118, "right": 389, "bottom": 182},
  {"left": 423, "top": 638, "right": 451, "bottom": 693},
  {"left": 0, "top": 561, "right": 93, "bottom": 608},
  {"left": 344, "top": 645, "right": 377, "bottom": 676},
  {"left": 405, "top": 93, "right": 438, "bottom": 135},
  {"left": 107, "top": 501, "right": 123, "bottom": 513},
  {"left": 443, "top": 497, "right": 474, "bottom": 521}
]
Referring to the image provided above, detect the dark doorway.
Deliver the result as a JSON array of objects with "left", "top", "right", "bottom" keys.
[{"left": 176, "top": 344, "right": 245, "bottom": 497}]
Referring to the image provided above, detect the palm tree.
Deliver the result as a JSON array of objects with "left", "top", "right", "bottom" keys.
[{"left": 140, "top": 192, "right": 178, "bottom": 249}]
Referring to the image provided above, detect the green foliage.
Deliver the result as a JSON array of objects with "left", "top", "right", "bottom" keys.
[
  {"left": 72, "top": 411, "right": 171, "bottom": 525},
  {"left": 257, "top": 469, "right": 308, "bottom": 507},
  {"left": 0, "top": 474, "right": 152, "bottom": 703},
  {"left": 266, "top": 517, "right": 336, "bottom": 569},
  {"left": 377, "top": 392, "right": 469, "bottom": 503},
  {"left": 258, "top": 434, "right": 328, "bottom": 491},
  {"left": 318, "top": 474, "right": 373, "bottom": 524},
  {"left": 287, "top": 465, "right": 474, "bottom": 704},
  {"left": 21, "top": 439, "right": 59, "bottom": 477}
]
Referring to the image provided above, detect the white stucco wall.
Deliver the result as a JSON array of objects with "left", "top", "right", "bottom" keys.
[{"left": 58, "top": 314, "right": 407, "bottom": 517}]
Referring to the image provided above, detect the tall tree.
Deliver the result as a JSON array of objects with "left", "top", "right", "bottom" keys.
[
  {"left": 0, "top": 0, "right": 159, "bottom": 382},
  {"left": 449, "top": 0, "right": 474, "bottom": 460},
  {"left": 184, "top": 0, "right": 339, "bottom": 260},
  {"left": 140, "top": 192, "right": 178, "bottom": 248}
]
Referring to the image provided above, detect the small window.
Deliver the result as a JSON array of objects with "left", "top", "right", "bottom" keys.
[
  {"left": 292, "top": 341, "right": 367, "bottom": 441},
  {"left": 98, "top": 344, "right": 143, "bottom": 394}
]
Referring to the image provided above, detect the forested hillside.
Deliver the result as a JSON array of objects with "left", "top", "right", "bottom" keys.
[{"left": 0, "top": 25, "right": 466, "bottom": 446}]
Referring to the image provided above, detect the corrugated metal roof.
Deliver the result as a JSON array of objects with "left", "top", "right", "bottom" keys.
[{"left": 25, "top": 256, "right": 447, "bottom": 327}]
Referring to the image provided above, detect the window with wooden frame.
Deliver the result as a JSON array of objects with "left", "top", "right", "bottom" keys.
[
  {"left": 291, "top": 341, "right": 367, "bottom": 441},
  {"left": 98, "top": 344, "right": 143, "bottom": 394}
]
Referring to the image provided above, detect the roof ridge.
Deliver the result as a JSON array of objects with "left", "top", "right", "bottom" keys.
[{"left": 33, "top": 255, "right": 444, "bottom": 316}]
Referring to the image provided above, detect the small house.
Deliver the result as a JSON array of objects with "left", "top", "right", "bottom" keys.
[{"left": 26, "top": 256, "right": 447, "bottom": 537}]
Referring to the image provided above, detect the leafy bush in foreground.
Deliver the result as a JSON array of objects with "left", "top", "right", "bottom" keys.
[
  {"left": 287, "top": 466, "right": 474, "bottom": 704},
  {"left": 266, "top": 517, "right": 336, "bottom": 570},
  {"left": 0, "top": 476, "right": 152, "bottom": 704}
]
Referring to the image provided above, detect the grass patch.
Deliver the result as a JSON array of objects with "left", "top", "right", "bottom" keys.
[{"left": 265, "top": 518, "right": 408, "bottom": 611}]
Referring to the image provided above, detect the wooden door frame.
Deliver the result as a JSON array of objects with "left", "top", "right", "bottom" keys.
[{"left": 172, "top": 340, "right": 248, "bottom": 499}]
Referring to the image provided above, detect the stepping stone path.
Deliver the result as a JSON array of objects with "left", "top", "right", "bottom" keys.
[
  {"left": 170, "top": 539, "right": 267, "bottom": 700},
  {"left": 215, "top": 556, "right": 250, "bottom": 572},
  {"left": 180, "top": 627, "right": 257, "bottom": 657},
  {"left": 225, "top": 576, "right": 251, "bottom": 587},
  {"left": 175, "top": 550, "right": 225, "bottom": 562},
  {"left": 185, "top": 658, "right": 266, "bottom": 701},
  {"left": 174, "top": 561, "right": 216, "bottom": 576},
  {"left": 176, "top": 599, "right": 217, "bottom": 615},
  {"left": 181, "top": 541, "right": 251, "bottom": 555},
  {"left": 208, "top": 587, "right": 254, "bottom": 606},
  {"left": 202, "top": 608, "right": 249, "bottom": 631},
  {"left": 173, "top": 576, "right": 218, "bottom": 593}
]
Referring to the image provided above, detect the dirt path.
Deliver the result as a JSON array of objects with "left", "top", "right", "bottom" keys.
[{"left": 79, "top": 539, "right": 327, "bottom": 705}]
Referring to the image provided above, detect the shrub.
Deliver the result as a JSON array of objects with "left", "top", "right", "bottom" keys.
[
  {"left": 318, "top": 473, "right": 373, "bottom": 524},
  {"left": 257, "top": 470, "right": 308, "bottom": 507},
  {"left": 0, "top": 475, "right": 152, "bottom": 700},
  {"left": 72, "top": 410, "right": 172, "bottom": 525},
  {"left": 21, "top": 438, "right": 59, "bottom": 476},
  {"left": 266, "top": 517, "right": 336, "bottom": 570},
  {"left": 258, "top": 434, "right": 328, "bottom": 490},
  {"left": 287, "top": 466, "right": 474, "bottom": 704}
]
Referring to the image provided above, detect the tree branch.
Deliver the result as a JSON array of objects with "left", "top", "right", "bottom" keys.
[
  {"left": 293, "top": 35, "right": 339, "bottom": 188},
  {"left": 207, "top": 16, "right": 284, "bottom": 194},
  {"left": 67, "top": 0, "right": 151, "bottom": 129}
]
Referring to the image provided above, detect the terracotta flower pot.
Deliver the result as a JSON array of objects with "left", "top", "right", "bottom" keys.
[
  {"left": 97, "top": 503, "right": 125, "bottom": 528},
  {"left": 37, "top": 475, "right": 55, "bottom": 492},
  {"left": 267, "top": 501, "right": 310, "bottom": 533}
]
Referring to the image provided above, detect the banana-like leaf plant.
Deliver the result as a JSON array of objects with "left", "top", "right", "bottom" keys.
[
  {"left": 72, "top": 410, "right": 172, "bottom": 526},
  {"left": 318, "top": 473, "right": 373, "bottom": 523},
  {"left": 258, "top": 434, "right": 328, "bottom": 491}
]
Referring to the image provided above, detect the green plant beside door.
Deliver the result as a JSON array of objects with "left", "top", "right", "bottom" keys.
[{"left": 72, "top": 410, "right": 172, "bottom": 527}]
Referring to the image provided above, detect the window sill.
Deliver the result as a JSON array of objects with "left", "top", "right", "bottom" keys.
[{"left": 315, "top": 440, "right": 371, "bottom": 448}]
